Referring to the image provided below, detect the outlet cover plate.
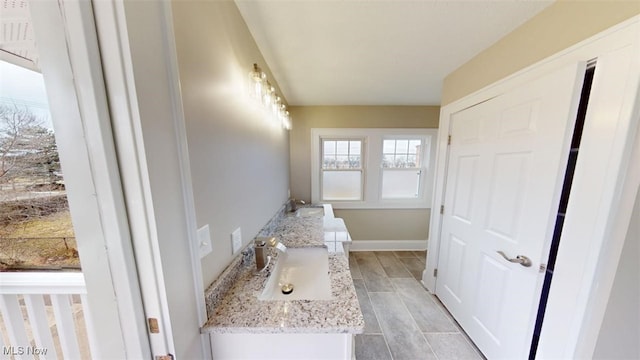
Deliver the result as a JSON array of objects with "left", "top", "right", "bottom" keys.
[
  {"left": 231, "top": 227, "right": 242, "bottom": 254},
  {"left": 198, "top": 224, "right": 212, "bottom": 258}
]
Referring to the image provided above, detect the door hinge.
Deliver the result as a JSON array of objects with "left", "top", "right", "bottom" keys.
[
  {"left": 155, "top": 355, "right": 174, "bottom": 360},
  {"left": 447, "top": 135, "right": 451, "bottom": 145},
  {"left": 148, "top": 318, "right": 160, "bottom": 334},
  {"left": 440, "top": 205, "right": 444, "bottom": 214},
  {"left": 433, "top": 268, "right": 438, "bottom": 277}
]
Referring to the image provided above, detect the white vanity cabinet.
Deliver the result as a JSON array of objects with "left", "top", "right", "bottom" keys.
[{"left": 210, "top": 333, "right": 355, "bottom": 360}]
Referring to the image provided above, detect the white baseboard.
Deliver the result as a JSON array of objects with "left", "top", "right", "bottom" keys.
[{"left": 349, "top": 240, "right": 428, "bottom": 252}]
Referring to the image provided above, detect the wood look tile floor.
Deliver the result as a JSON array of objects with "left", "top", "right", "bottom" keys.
[{"left": 350, "top": 251, "right": 484, "bottom": 360}]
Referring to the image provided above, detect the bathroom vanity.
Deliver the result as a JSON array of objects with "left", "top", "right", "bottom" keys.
[{"left": 201, "top": 204, "right": 363, "bottom": 359}]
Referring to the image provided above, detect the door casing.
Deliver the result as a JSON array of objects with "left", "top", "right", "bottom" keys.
[
  {"left": 29, "top": 1, "right": 151, "bottom": 358},
  {"left": 30, "top": 0, "right": 211, "bottom": 358}
]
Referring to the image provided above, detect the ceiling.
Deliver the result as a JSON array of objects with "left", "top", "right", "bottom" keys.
[
  {"left": 0, "top": 0, "right": 554, "bottom": 106},
  {"left": 0, "top": 0, "right": 38, "bottom": 71},
  {"left": 235, "top": 0, "right": 554, "bottom": 106}
]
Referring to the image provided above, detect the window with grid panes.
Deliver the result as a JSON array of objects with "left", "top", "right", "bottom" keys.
[
  {"left": 311, "top": 128, "right": 437, "bottom": 209},
  {"left": 381, "top": 138, "right": 424, "bottom": 199},
  {"left": 321, "top": 139, "right": 363, "bottom": 201}
]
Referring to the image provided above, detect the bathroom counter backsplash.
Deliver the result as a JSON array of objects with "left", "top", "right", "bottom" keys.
[{"left": 201, "top": 206, "right": 364, "bottom": 334}]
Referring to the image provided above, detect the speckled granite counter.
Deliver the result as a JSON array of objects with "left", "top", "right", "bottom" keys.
[{"left": 201, "top": 207, "right": 364, "bottom": 334}]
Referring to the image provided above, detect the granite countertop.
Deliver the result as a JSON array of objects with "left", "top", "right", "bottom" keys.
[{"left": 201, "top": 209, "right": 364, "bottom": 334}]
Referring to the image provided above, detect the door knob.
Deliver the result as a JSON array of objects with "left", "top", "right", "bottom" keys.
[{"left": 496, "top": 251, "right": 532, "bottom": 267}]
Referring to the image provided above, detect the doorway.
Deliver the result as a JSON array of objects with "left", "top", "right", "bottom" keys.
[
  {"left": 435, "top": 63, "right": 586, "bottom": 359},
  {"left": 426, "top": 17, "right": 640, "bottom": 359}
]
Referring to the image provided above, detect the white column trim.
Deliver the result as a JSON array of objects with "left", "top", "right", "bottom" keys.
[{"left": 28, "top": 0, "right": 151, "bottom": 357}]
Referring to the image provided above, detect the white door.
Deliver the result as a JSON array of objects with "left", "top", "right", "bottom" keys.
[{"left": 436, "top": 63, "right": 586, "bottom": 359}]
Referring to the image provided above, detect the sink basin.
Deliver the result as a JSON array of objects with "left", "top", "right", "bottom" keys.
[
  {"left": 295, "top": 207, "right": 325, "bottom": 217},
  {"left": 259, "top": 247, "right": 332, "bottom": 300}
]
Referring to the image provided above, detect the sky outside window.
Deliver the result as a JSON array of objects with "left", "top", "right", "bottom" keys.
[{"left": 0, "top": 60, "right": 53, "bottom": 129}]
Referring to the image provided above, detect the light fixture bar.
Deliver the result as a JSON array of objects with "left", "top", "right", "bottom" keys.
[{"left": 249, "top": 63, "right": 292, "bottom": 130}]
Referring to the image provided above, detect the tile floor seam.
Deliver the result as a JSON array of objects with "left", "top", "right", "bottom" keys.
[
  {"left": 389, "top": 278, "right": 424, "bottom": 334},
  {"left": 363, "top": 290, "right": 393, "bottom": 358},
  {"left": 354, "top": 289, "right": 381, "bottom": 335},
  {"left": 353, "top": 257, "right": 386, "bottom": 337},
  {"left": 373, "top": 252, "right": 438, "bottom": 359},
  {"left": 429, "top": 294, "right": 483, "bottom": 352},
  {"left": 419, "top": 329, "right": 441, "bottom": 360},
  {"left": 397, "top": 256, "right": 421, "bottom": 281},
  {"left": 354, "top": 257, "right": 373, "bottom": 295},
  {"left": 429, "top": 290, "right": 464, "bottom": 328},
  {"left": 353, "top": 251, "right": 485, "bottom": 360},
  {"left": 391, "top": 278, "right": 440, "bottom": 360},
  {"left": 358, "top": 254, "right": 397, "bottom": 359},
  {"left": 373, "top": 252, "right": 413, "bottom": 279},
  {"left": 381, "top": 333, "right": 394, "bottom": 360},
  {"left": 425, "top": 297, "right": 485, "bottom": 358},
  {"left": 355, "top": 254, "right": 395, "bottom": 293}
]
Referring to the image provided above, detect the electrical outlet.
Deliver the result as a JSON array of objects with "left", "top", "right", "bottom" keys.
[
  {"left": 231, "top": 227, "right": 242, "bottom": 254},
  {"left": 198, "top": 224, "right": 212, "bottom": 258}
]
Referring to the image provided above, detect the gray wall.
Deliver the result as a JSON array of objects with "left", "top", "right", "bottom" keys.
[
  {"left": 593, "top": 187, "right": 640, "bottom": 359},
  {"left": 172, "top": 0, "right": 290, "bottom": 286},
  {"left": 334, "top": 209, "right": 430, "bottom": 241},
  {"left": 289, "top": 106, "right": 439, "bottom": 241}
]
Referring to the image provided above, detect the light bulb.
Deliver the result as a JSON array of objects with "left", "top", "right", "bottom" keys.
[{"left": 249, "top": 63, "right": 267, "bottom": 101}]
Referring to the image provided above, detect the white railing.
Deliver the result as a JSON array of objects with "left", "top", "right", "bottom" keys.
[{"left": 0, "top": 272, "right": 93, "bottom": 359}]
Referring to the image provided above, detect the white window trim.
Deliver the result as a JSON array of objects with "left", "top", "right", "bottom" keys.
[
  {"left": 311, "top": 128, "right": 438, "bottom": 209},
  {"left": 319, "top": 137, "right": 365, "bottom": 201},
  {"left": 380, "top": 136, "right": 429, "bottom": 201}
]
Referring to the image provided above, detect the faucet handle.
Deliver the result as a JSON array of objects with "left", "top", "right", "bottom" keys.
[{"left": 265, "top": 237, "right": 278, "bottom": 247}]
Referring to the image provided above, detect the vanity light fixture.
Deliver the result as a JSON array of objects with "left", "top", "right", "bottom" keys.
[
  {"left": 249, "top": 63, "right": 292, "bottom": 130},
  {"left": 249, "top": 63, "right": 266, "bottom": 100}
]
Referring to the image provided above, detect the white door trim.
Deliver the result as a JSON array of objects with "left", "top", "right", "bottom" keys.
[
  {"left": 91, "top": 1, "right": 210, "bottom": 357},
  {"left": 156, "top": 2, "right": 212, "bottom": 355},
  {"left": 425, "top": 15, "right": 640, "bottom": 359},
  {"left": 28, "top": 1, "right": 151, "bottom": 358},
  {"left": 90, "top": 1, "right": 175, "bottom": 355},
  {"left": 536, "top": 34, "right": 640, "bottom": 359},
  {"left": 159, "top": 0, "right": 209, "bottom": 329},
  {"left": 572, "top": 91, "right": 639, "bottom": 358}
]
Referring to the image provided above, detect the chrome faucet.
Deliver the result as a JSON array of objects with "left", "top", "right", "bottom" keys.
[{"left": 255, "top": 237, "right": 287, "bottom": 271}]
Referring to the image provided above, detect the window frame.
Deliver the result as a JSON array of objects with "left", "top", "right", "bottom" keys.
[
  {"left": 311, "top": 128, "right": 438, "bottom": 209},
  {"left": 379, "top": 136, "right": 428, "bottom": 201},
  {"left": 319, "top": 137, "right": 365, "bottom": 201}
]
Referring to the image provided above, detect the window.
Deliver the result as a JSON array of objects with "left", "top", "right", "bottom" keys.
[
  {"left": 311, "top": 128, "right": 437, "bottom": 209},
  {"left": 381, "top": 138, "right": 424, "bottom": 199},
  {"left": 321, "top": 139, "right": 363, "bottom": 200}
]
